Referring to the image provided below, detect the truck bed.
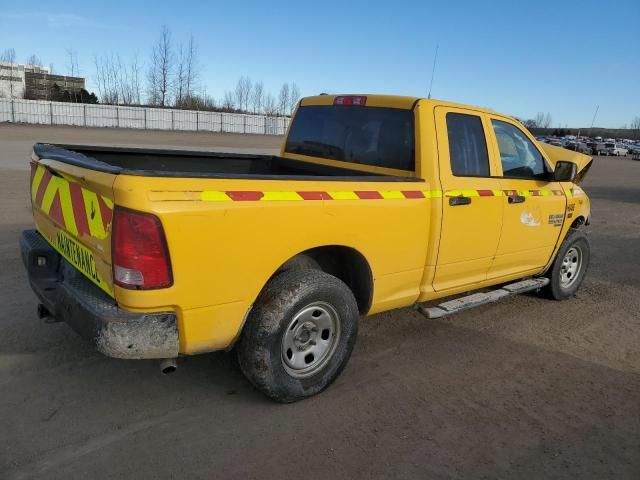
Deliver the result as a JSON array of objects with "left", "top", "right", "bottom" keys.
[{"left": 34, "top": 144, "right": 417, "bottom": 182}]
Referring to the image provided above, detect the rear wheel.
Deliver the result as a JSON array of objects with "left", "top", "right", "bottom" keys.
[
  {"left": 237, "top": 269, "right": 359, "bottom": 402},
  {"left": 542, "top": 229, "right": 590, "bottom": 300}
]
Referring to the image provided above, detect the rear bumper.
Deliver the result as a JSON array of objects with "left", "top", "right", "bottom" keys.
[{"left": 20, "top": 229, "right": 179, "bottom": 359}]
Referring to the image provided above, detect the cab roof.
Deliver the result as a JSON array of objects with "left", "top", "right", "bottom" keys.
[
  {"left": 300, "top": 94, "right": 495, "bottom": 115},
  {"left": 301, "top": 94, "right": 419, "bottom": 110}
]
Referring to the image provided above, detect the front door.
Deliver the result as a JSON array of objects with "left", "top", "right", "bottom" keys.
[
  {"left": 433, "top": 107, "right": 503, "bottom": 291},
  {"left": 486, "top": 116, "right": 567, "bottom": 278}
]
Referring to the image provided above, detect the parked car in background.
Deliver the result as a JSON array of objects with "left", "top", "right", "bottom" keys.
[
  {"left": 566, "top": 142, "right": 591, "bottom": 154},
  {"left": 605, "top": 143, "right": 628, "bottom": 156},
  {"left": 588, "top": 142, "right": 607, "bottom": 156},
  {"left": 626, "top": 144, "right": 640, "bottom": 155}
]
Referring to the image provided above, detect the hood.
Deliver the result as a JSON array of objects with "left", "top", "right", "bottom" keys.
[
  {"left": 539, "top": 143, "right": 593, "bottom": 184},
  {"left": 539, "top": 143, "right": 592, "bottom": 173}
]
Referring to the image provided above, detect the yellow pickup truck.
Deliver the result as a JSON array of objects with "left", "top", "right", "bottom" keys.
[{"left": 21, "top": 94, "right": 592, "bottom": 402}]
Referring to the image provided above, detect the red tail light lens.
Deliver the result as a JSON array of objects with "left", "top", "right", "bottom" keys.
[
  {"left": 334, "top": 95, "right": 367, "bottom": 106},
  {"left": 112, "top": 207, "right": 172, "bottom": 289}
]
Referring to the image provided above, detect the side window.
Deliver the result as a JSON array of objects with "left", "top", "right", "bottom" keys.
[
  {"left": 446, "top": 113, "right": 490, "bottom": 176},
  {"left": 492, "top": 120, "right": 548, "bottom": 179}
]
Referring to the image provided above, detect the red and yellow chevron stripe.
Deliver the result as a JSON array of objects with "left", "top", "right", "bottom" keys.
[
  {"left": 198, "top": 188, "right": 566, "bottom": 202},
  {"left": 30, "top": 163, "right": 114, "bottom": 239}
]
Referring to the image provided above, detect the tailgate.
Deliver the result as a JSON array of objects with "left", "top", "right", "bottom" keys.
[{"left": 30, "top": 158, "right": 117, "bottom": 297}]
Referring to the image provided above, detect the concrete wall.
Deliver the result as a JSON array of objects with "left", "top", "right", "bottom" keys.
[{"left": 0, "top": 98, "right": 291, "bottom": 135}]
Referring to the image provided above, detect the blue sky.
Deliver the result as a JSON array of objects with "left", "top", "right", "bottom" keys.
[{"left": 1, "top": 0, "right": 638, "bottom": 127}]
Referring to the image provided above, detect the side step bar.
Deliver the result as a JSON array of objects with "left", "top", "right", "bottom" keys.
[{"left": 417, "top": 278, "right": 550, "bottom": 319}]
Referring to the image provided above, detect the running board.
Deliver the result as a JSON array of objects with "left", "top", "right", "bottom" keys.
[{"left": 417, "top": 278, "right": 550, "bottom": 319}]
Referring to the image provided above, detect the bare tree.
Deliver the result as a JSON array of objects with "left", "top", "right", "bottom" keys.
[
  {"left": 263, "top": 92, "right": 277, "bottom": 115},
  {"left": 174, "top": 42, "right": 186, "bottom": 105},
  {"left": 66, "top": 48, "right": 80, "bottom": 77},
  {"left": 288, "top": 82, "right": 301, "bottom": 114},
  {"left": 181, "top": 88, "right": 215, "bottom": 111},
  {"left": 534, "top": 112, "right": 552, "bottom": 129},
  {"left": 251, "top": 81, "right": 264, "bottom": 113},
  {"left": 94, "top": 53, "right": 143, "bottom": 105},
  {"left": 200, "top": 93, "right": 216, "bottom": 110},
  {"left": 222, "top": 91, "right": 235, "bottom": 111},
  {"left": 66, "top": 49, "right": 81, "bottom": 102},
  {"left": 147, "top": 25, "right": 174, "bottom": 106},
  {"left": 0, "top": 49, "right": 16, "bottom": 64},
  {"left": 278, "top": 83, "right": 290, "bottom": 116},
  {"left": 129, "top": 54, "right": 142, "bottom": 105},
  {"left": 94, "top": 54, "right": 120, "bottom": 104},
  {"left": 26, "top": 54, "right": 42, "bottom": 67},
  {"left": 631, "top": 116, "right": 640, "bottom": 132},
  {"left": 0, "top": 48, "right": 17, "bottom": 98},
  {"left": 234, "top": 76, "right": 252, "bottom": 112},
  {"left": 184, "top": 35, "right": 198, "bottom": 99},
  {"left": 172, "top": 34, "right": 199, "bottom": 108},
  {"left": 118, "top": 55, "right": 142, "bottom": 105}
]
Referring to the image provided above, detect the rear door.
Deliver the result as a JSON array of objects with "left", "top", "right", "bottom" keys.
[
  {"left": 31, "top": 158, "right": 116, "bottom": 297},
  {"left": 485, "top": 116, "right": 566, "bottom": 278},
  {"left": 433, "top": 107, "right": 503, "bottom": 291}
]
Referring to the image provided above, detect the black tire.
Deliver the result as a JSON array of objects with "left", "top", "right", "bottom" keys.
[
  {"left": 542, "top": 228, "right": 590, "bottom": 300},
  {"left": 237, "top": 269, "right": 359, "bottom": 403}
]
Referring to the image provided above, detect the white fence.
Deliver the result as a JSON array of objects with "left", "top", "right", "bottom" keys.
[{"left": 0, "top": 98, "right": 291, "bottom": 135}]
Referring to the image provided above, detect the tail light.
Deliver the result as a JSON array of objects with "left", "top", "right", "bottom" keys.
[
  {"left": 334, "top": 95, "right": 367, "bottom": 106},
  {"left": 112, "top": 207, "right": 172, "bottom": 289}
]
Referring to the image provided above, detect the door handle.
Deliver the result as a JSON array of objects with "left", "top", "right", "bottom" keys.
[
  {"left": 508, "top": 195, "right": 526, "bottom": 204},
  {"left": 449, "top": 196, "right": 471, "bottom": 206}
]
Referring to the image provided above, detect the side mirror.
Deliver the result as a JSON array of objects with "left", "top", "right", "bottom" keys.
[{"left": 553, "top": 161, "right": 578, "bottom": 182}]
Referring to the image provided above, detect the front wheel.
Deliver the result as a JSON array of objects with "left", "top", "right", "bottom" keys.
[
  {"left": 237, "top": 269, "right": 359, "bottom": 403},
  {"left": 542, "top": 229, "right": 590, "bottom": 300}
]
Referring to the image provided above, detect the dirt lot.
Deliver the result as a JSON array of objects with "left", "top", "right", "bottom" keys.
[{"left": 1, "top": 124, "right": 639, "bottom": 479}]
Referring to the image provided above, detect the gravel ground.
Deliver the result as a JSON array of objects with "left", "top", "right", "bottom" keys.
[{"left": 1, "top": 124, "right": 638, "bottom": 479}]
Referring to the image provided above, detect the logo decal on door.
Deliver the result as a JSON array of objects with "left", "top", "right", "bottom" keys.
[
  {"left": 520, "top": 207, "right": 542, "bottom": 227},
  {"left": 548, "top": 213, "right": 564, "bottom": 226}
]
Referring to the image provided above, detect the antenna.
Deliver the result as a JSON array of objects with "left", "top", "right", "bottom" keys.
[{"left": 427, "top": 44, "right": 439, "bottom": 99}]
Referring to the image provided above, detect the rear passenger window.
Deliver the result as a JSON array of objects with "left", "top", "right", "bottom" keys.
[{"left": 446, "top": 113, "right": 490, "bottom": 176}]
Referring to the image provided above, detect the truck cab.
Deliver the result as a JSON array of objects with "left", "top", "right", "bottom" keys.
[{"left": 286, "top": 96, "right": 590, "bottom": 295}]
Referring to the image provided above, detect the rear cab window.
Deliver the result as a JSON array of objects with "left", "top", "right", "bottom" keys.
[{"left": 285, "top": 105, "right": 415, "bottom": 172}]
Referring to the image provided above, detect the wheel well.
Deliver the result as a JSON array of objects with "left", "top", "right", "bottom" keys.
[
  {"left": 570, "top": 216, "right": 587, "bottom": 229},
  {"left": 277, "top": 246, "right": 373, "bottom": 314}
]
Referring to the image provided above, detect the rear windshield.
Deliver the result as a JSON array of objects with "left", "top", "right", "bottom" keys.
[{"left": 285, "top": 105, "right": 415, "bottom": 171}]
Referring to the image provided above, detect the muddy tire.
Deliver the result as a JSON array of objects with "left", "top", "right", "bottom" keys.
[
  {"left": 237, "top": 269, "right": 359, "bottom": 403},
  {"left": 542, "top": 229, "right": 590, "bottom": 300}
]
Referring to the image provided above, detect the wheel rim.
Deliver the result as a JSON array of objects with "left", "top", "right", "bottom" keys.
[
  {"left": 559, "top": 246, "right": 582, "bottom": 288},
  {"left": 281, "top": 302, "right": 341, "bottom": 378}
]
